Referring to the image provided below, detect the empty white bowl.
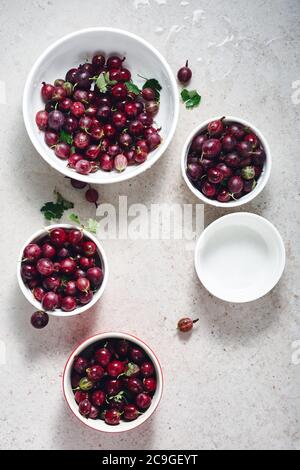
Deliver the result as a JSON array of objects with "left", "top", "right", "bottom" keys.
[
  {"left": 17, "top": 224, "right": 109, "bottom": 316},
  {"left": 195, "top": 213, "right": 285, "bottom": 303},
  {"left": 63, "top": 332, "right": 163, "bottom": 433},
  {"left": 23, "top": 27, "right": 179, "bottom": 184},
  {"left": 182, "top": 116, "right": 272, "bottom": 207}
]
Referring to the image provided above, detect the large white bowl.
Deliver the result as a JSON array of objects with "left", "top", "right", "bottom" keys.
[
  {"left": 17, "top": 224, "right": 109, "bottom": 317},
  {"left": 23, "top": 27, "right": 179, "bottom": 184},
  {"left": 195, "top": 213, "right": 285, "bottom": 303},
  {"left": 182, "top": 116, "right": 272, "bottom": 207},
  {"left": 63, "top": 332, "right": 163, "bottom": 433}
]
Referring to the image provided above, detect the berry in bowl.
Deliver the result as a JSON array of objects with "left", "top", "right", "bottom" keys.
[
  {"left": 182, "top": 116, "right": 271, "bottom": 207},
  {"left": 63, "top": 332, "right": 163, "bottom": 432},
  {"left": 23, "top": 28, "right": 179, "bottom": 184},
  {"left": 17, "top": 224, "right": 108, "bottom": 316}
]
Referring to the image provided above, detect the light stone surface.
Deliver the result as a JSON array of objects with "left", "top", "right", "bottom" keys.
[{"left": 0, "top": 0, "right": 300, "bottom": 450}]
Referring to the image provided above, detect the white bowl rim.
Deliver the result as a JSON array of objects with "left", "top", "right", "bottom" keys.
[
  {"left": 62, "top": 331, "right": 164, "bottom": 433},
  {"left": 181, "top": 116, "right": 272, "bottom": 207},
  {"left": 194, "top": 212, "right": 286, "bottom": 303},
  {"left": 23, "top": 27, "right": 179, "bottom": 185},
  {"left": 17, "top": 223, "right": 109, "bottom": 317}
]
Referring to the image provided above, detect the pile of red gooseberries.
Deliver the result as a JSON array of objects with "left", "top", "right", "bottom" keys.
[
  {"left": 21, "top": 227, "right": 104, "bottom": 319},
  {"left": 35, "top": 53, "right": 162, "bottom": 176},
  {"left": 71, "top": 338, "right": 157, "bottom": 425},
  {"left": 186, "top": 118, "right": 266, "bottom": 203}
]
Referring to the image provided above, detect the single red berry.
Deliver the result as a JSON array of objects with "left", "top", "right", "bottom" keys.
[{"left": 177, "top": 317, "right": 199, "bottom": 332}]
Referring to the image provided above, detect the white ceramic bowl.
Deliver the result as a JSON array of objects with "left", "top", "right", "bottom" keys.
[
  {"left": 63, "top": 332, "right": 163, "bottom": 433},
  {"left": 195, "top": 213, "right": 285, "bottom": 303},
  {"left": 23, "top": 27, "right": 179, "bottom": 184},
  {"left": 182, "top": 116, "right": 272, "bottom": 207},
  {"left": 17, "top": 224, "right": 109, "bottom": 316}
]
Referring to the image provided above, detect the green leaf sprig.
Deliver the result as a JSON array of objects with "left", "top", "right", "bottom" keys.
[
  {"left": 181, "top": 89, "right": 201, "bottom": 109},
  {"left": 96, "top": 72, "right": 117, "bottom": 93},
  {"left": 59, "top": 129, "right": 73, "bottom": 145},
  {"left": 68, "top": 213, "right": 100, "bottom": 234},
  {"left": 41, "top": 191, "right": 74, "bottom": 221}
]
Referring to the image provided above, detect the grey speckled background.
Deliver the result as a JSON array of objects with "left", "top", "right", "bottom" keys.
[{"left": 0, "top": 0, "right": 299, "bottom": 450}]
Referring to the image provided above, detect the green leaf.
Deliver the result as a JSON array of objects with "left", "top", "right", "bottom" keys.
[
  {"left": 96, "top": 72, "right": 117, "bottom": 93},
  {"left": 143, "top": 78, "right": 162, "bottom": 92},
  {"left": 181, "top": 89, "right": 201, "bottom": 109},
  {"left": 40, "top": 202, "right": 64, "bottom": 221},
  {"left": 68, "top": 213, "right": 81, "bottom": 225},
  {"left": 85, "top": 218, "right": 99, "bottom": 234},
  {"left": 96, "top": 73, "right": 108, "bottom": 93},
  {"left": 125, "top": 81, "right": 140, "bottom": 95},
  {"left": 40, "top": 191, "right": 74, "bottom": 221},
  {"left": 59, "top": 130, "right": 73, "bottom": 145}
]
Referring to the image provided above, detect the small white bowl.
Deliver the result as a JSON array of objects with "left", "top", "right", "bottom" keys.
[
  {"left": 182, "top": 116, "right": 272, "bottom": 207},
  {"left": 23, "top": 27, "right": 179, "bottom": 185},
  {"left": 17, "top": 224, "right": 109, "bottom": 317},
  {"left": 195, "top": 213, "right": 285, "bottom": 303},
  {"left": 63, "top": 332, "right": 163, "bottom": 433}
]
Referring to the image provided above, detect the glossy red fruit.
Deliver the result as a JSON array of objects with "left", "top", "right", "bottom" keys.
[
  {"left": 207, "top": 168, "right": 224, "bottom": 184},
  {"left": 143, "top": 377, "right": 157, "bottom": 393},
  {"left": 76, "top": 277, "right": 90, "bottom": 293},
  {"left": 61, "top": 296, "right": 77, "bottom": 312},
  {"left": 75, "top": 159, "right": 92, "bottom": 175},
  {"left": 129, "top": 347, "right": 145, "bottom": 364},
  {"left": 140, "top": 362, "right": 154, "bottom": 378},
  {"left": 23, "top": 243, "right": 42, "bottom": 262},
  {"left": 228, "top": 176, "right": 244, "bottom": 194},
  {"left": 82, "top": 241, "right": 97, "bottom": 257},
  {"left": 202, "top": 139, "right": 222, "bottom": 159},
  {"left": 21, "top": 264, "right": 38, "bottom": 280},
  {"left": 208, "top": 117, "right": 225, "bottom": 138},
  {"left": 105, "top": 379, "right": 122, "bottom": 396},
  {"left": 107, "top": 360, "right": 125, "bottom": 377},
  {"left": 216, "top": 163, "right": 233, "bottom": 179},
  {"left": 74, "top": 391, "right": 89, "bottom": 404},
  {"left": 91, "top": 390, "right": 106, "bottom": 407},
  {"left": 127, "top": 377, "right": 143, "bottom": 394},
  {"left": 33, "top": 287, "right": 45, "bottom": 302},
  {"left": 136, "top": 393, "right": 152, "bottom": 410},
  {"left": 41, "top": 82, "right": 55, "bottom": 101},
  {"left": 79, "top": 399, "right": 91, "bottom": 417},
  {"left": 35, "top": 110, "right": 48, "bottom": 130},
  {"left": 177, "top": 60, "right": 192, "bottom": 83},
  {"left": 202, "top": 181, "right": 217, "bottom": 198},
  {"left": 222, "top": 134, "right": 237, "bottom": 152},
  {"left": 50, "top": 228, "right": 67, "bottom": 247},
  {"left": 95, "top": 348, "right": 112, "bottom": 367},
  {"left": 86, "top": 365, "right": 105, "bottom": 381},
  {"left": 60, "top": 258, "right": 77, "bottom": 274},
  {"left": 36, "top": 258, "right": 54, "bottom": 276},
  {"left": 42, "top": 291, "right": 59, "bottom": 311},
  {"left": 123, "top": 404, "right": 139, "bottom": 421},
  {"left": 73, "top": 356, "right": 88, "bottom": 375},
  {"left": 105, "top": 409, "right": 121, "bottom": 425},
  {"left": 78, "top": 291, "right": 93, "bottom": 305},
  {"left": 178, "top": 317, "right": 199, "bottom": 332},
  {"left": 30, "top": 311, "right": 49, "bottom": 329},
  {"left": 87, "top": 267, "right": 103, "bottom": 286},
  {"left": 68, "top": 229, "right": 83, "bottom": 246},
  {"left": 217, "top": 189, "right": 231, "bottom": 203}
]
